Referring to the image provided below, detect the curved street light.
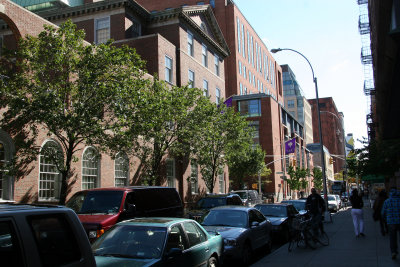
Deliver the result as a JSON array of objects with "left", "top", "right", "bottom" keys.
[{"left": 271, "top": 48, "right": 331, "bottom": 222}]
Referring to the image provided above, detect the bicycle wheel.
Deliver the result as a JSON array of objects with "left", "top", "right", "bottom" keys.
[
  {"left": 297, "top": 232, "right": 307, "bottom": 249},
  {"left": 316, "top": 231, "right": 329, "bottom": 246}
]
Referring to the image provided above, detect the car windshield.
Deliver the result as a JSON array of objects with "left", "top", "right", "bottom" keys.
[
  {"left": 66, "top": 191, "right": 124, "bottom": 214},
  {"left": 232, "top": 192, "right": 247, "bottom": 199},
  {"left": 327, "top": 195, "right": 336, "bottom": 201},
  {"left": 283, "top": 201, "right": 305, "bottom": 211},
  {"left": 256, "top": 205, "right": 287, "bottom": 217},
  {"left": 196, "top": 197, "right": 227, "bottom": 209},
  {"left": 92, "top": 225, "right": 166, "bottom": 259},
  {"left": 201, "top": 210, "right": 247, "bottom": 228}
]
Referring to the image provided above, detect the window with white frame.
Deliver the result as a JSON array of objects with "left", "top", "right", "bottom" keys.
[
  {"left": 203, "top": 79, "right": 209, "bottom": 97},
  {"left": 39, "top": 140, "right": 62, "bottom": 201},
  {"left": 259, "top": 47, "right": 262, "bottom": 73},
  {"left": 82, "top": 147, "right": 99, "bottom": 190},
  {"left": 240, "top": 83, "right": 243, "bottom": 95},
  {"left": 215, "top": 55, "right": 220, "bottom": 76},
  {"left": 255, "top": 42, "right": 258, "bottom": 72},
  {"left": 166, "top": 158, "right": 176, "bottom": 188},
  {"left": 218, "top": 174, "right": 224, "bottom": 193},
  {"left": 264, "top": 54, "right": 267, "bottom": 80},
  {"left": 247, "top": 31, "right": 250, "bottom": 62},
  {"left": 165, "top": 55, "right": 173, "bottom": 83},
  {"left": 216, "top": 87, "right": 221, "bottom": 105},
  {"left": 115, "top": 152, "right": 129, "bottom": 187},
  {"left": 187, "top": 31, "right": 194, "bottom": 56},
  {"left": 238, "top": 60, "right": 242, "bottom": 75},
  {"left": 202, "top": 44, "right": 208, "bottom": 67},
  {"left": 190, "top": 160, "right": 198, "bottom": 194},
  {"left": 250, "top": 36, "right": 254, "bottom": 66},
  {"left": 243, "top": 65, "right": 246, "bottom": 79},
  {"left": 188, "top": 69, "right": 195, "bottom": 88},
  {"left": 95, "top": 17, "right": 110, "bottom": 44},
  {"left": 241, "top": 24, "right": 245, "bottom": 58},
  {"left": 237, "top": 17, "right": 240, "bottom": 53}
]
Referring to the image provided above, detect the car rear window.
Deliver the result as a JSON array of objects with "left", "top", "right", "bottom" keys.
[
  {"left": 0, "top": 220, "right": 24, "bottom": 266},
  {"left": 196, "top": 197, "right": 227, "bottom": 209},
  {"left": 67, "top": 190, "right": 123, "bottom": 214},
  {"left": 28, "top": 214, "right": 82, "bottom": 267}
]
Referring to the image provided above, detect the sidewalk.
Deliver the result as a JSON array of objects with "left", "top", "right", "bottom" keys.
[{"left": 251, "top": 204, "right": 399, "bottom": 267}]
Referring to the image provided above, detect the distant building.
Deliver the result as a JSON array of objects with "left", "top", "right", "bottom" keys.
[
  {"left": 281, "top": 64, "right": 313, "bottom": 145},
  {"left": 306, "top": 143, "right": 335, "bottom": 184}
]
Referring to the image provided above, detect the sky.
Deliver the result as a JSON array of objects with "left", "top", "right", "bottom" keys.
[{"left": 234, "top": 0, "right": 368, "bottom": 148}]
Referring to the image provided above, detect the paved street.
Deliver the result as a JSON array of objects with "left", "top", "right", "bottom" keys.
[{"left": 251, "top": 202, "right": 399, "bottom": 267}]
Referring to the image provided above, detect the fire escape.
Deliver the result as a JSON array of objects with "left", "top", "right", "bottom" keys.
[{"left": 358, "top": 0, "right": 376, "bottom": 140}]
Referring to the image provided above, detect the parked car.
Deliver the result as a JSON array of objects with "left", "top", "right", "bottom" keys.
[
  {"left": 0, "top": 203, "right": 95, "bottom": 267},
  {"left": 254, "top": 203, "right": 302, "bottom": 242},
  {"left": 322, "top": 195, "right": 339, "bottom": 212},
  {"left": 92, "top": 217, "right": 223, "bottom": 267},
  {"left": 281, "top": 199, "right": 308, "bottom": 216},
  {"left": 230, "top": 190, "right": 261, "bottom": 207},
  {"left": 334, "top": 194, "right": 342, "bottom": 209},
  {"left": 66, "top": 186, "right": 183, "bottom": 242},
  {"left": 186, "top": 193, "right": 243, "bottom": 221},
  {"left": 200, "top": 206, "right": 272, "bottom": 265}
]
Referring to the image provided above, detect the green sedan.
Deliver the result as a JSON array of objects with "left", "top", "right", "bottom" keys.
[{"left": 92, "top": 217, "right": 223, "bottom": 267}]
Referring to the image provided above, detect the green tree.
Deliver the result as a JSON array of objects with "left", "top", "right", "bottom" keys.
[
  {"left": 0, "top": 20, "right": 146, "bottom": 204},
  {"left": 312, "top": 167, "right": 323, "bottom": 190},
  {"left": 112, "top": 78, "right": 210, "bottom": 185},
  {"left": 286, "top": 166, "right": 310, "bottom": 192},
  {"left": 190, "top": 104, "right": 254, "bottom": 193}
]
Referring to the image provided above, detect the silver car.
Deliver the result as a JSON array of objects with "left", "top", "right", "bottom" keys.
[{"left": 200, "top": 206, "right": 272, "bottom": 266}]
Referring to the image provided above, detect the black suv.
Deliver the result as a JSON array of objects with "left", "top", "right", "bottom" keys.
[
  {"left": 187, "top": 193, "right": 243, "bottom": 221},
  {"left": 0, "top": 204, "right": 95, "bottom": 267}
]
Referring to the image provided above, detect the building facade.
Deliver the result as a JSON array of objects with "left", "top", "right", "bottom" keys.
[
  {"left": 0, "top": 0, "right": 230, "bottom": 204},
  {"left": 281, "top": 64, "right": 313, "bottom": 145},
  {"left": 308, "top": 97, "right": 346, "bottom": 176}
]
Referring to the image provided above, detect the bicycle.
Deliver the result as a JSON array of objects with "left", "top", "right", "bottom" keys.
[{"left": 287, "top": 217, "right": 329, "bottom": 252}]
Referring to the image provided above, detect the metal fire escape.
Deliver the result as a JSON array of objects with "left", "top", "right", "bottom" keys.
[{"left": 358, "top": 0, "right": 375, "bottom": 140}]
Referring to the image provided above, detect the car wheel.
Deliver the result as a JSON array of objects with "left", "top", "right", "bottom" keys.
[
  {"left": 242, "top": 242, "right": 252, "bottom": 266},
  {"left": 208, "top": 256, "right": 218, "bottom": 267}
]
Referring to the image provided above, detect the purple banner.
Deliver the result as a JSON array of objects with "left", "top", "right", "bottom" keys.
[
  {"left": 285, "top": 138, "right": 296, "bottom": 154},
  {"left": 224, "top": 97, "right": 232, "bottom": 107}
]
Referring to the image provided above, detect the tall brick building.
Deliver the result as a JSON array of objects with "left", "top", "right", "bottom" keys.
[
  {"left": 308, "top": 97, "right": 346, "bottom": 175},
  {"left": 0, "top": 0, "right": 229, "bottom": 204}
]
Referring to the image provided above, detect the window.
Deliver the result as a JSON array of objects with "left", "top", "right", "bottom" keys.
[
  {"left": 190, "top": 161, "right": 198, "bottom": 194},
  {"left": 237, "top": 17, "right": 241, "bottom": 53},
  {"left": 39, "top": 140, "right": 62, "bottom": 201},
  {"left": 166, "top": 158, "right": 176, "bottom": 188},
  {"left": 243, "top": 65, "right": 247, "bottom": 79},
  {"left": 244, "top": 86, "right": 248, "bottom": 95},
  {"left": 255, "top": 42, "right": 258, "bottom": 72},
  {"left": 249, "top": 121, "right": 260, "bottom": 144},
  {"left": 214, "top": 55, "right": 220, "bottom": 76},
  {"left": 202, "top": 44, "right": 208, "bottom": 67},
  {"left": 28, "top": 215, "right": 81, "bottom": 266},
  {"left": 241, "top": 24, "right": 245, "bottom": 58},
  {"left": 197, "top": 1, "right": 205, "bottom": 5},
  {"left": 259, "top": 47, "right": 262, "bottom": 73},
  {"left": 249, "top": 70, "right": 251, "bottom": 83},
  {"left": 203, "top": 79, "right": 209, "bottom": 97},
  {"left": 95, "top": 17, "right": 110, "bottom": 44},
  {"left": 129, "top": 17, "right": 141, "bottom": 38},
  {"left": 165, "top": 56, "right": 173, "bottom": 83},
  {"left": 250, "top": 36, "right": 254, "bottom": 66},
  {"left": 166, "top": 226, "right": 186, "bottom": 251},
  {"left": 287, "top": 100, "right": 295, "bottom": 108},
  {"left": 0, "top": 221, "right": 23, "bottom": 266},
  {"left": 266, "top": 56, "right": 270, "bottom": 81},
  {"left": 82, "top": 147, "right": 99, "bottom": 190},
  {"left": 247, "top": 31, "right": 250, "bottom": 62},
  {"left": 188, "top": 70, "right": 195, "bottom": 88},
  {"left": 183, "top": 222, "right": 206, "bottom": 247},
  {"left": 238, "top": 60, "right": 242, "bottom": 75},
  {"left": 219, "top": 174, "right": 224, "bottom": 193},
  {"left": 187, "top": 31, "right": 194, "bottom": 56},
  {"left": 253, "top": 75, "right": 256, "bottom": 87},
  {"left": 216, "top": 88, "right": 221, "bottom": 105},
  {"left": 240, "top": 83, "right": 243, "bottom": 95},
  {"left": 238, "top": 99, "right": 261, "bottom": 117},
  {"left": 115, "top": 152, "right": 129, "bottom": 187}
]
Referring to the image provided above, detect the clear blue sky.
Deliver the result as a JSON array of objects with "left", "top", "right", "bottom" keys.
[{"left": 234, "top": 0, "right": 368, "bottom": 148}]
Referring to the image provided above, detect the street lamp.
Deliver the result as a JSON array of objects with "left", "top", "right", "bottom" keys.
[{"left": 271, "top": 48, "right": 331, "bottom": 222}]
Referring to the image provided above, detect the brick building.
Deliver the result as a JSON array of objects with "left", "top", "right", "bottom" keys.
[
  {"left": 0, "top": 0, "right": 229, "bottom": 205},
  {"left": 308, "top": 97, "right": 346, "bottom": 175}
]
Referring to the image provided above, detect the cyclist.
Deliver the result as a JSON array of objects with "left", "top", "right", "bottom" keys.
[{"left": 306, "top": 188, "right": 326, "bottom": 236}]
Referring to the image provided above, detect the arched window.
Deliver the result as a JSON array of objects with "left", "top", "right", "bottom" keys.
[
  {"left": 39, "top": 140, "right": 62, "bottom": 201},
  {"left": 82, "top": 147, "right": 99, "bottom": 189},
  {"left": 115, "top": 153, "right": 129, "bottom": 187}
]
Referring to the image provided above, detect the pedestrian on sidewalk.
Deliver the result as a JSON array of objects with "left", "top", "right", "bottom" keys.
[
  {"left": 349, "top": 188, "right": 365, "bottom": 238},
  {"left": 381, "top": 187, "right": 400, "bottom": 260},
  {"left": 373, "top": 189, "right": 388, "bottom": 236},
  {"left": 306, "top": 188, "right": 325, "bottom": 235}
]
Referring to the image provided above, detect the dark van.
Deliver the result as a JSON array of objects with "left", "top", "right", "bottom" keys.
[{"left": 66, "top": 186, "right": 183, "bottom": 242}]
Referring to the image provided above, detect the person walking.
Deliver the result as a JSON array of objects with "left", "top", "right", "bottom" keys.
[
  {"left": 306, "top": 188, "right": 325, "bottom": 235},
  {"left": 381, "top": 187, "right": 400, "bottom": 260},
  {"left": 349, "top": 188, "right": 365, "bottom": 238},
  {"left": 373, "top": 190, "right": 388, "bottom": 236}
]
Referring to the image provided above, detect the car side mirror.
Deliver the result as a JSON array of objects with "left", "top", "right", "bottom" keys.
[{"left": 166, "top": 248, "right": 183, "bottom": 259}]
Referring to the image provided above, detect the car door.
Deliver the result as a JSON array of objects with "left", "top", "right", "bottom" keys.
[
  {"left": 248, "top": 209, "right": 269, "bottom": 249},
  {"left": 163, "top": 224, "right": 190, "bottom": 266},
  {"left": 181, "top": 221, "right": 210, "bottom": 267}
]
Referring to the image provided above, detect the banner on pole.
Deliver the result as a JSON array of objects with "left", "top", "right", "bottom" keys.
[{"left": 285, "top": 138, "right": 296, "bottom": 154}]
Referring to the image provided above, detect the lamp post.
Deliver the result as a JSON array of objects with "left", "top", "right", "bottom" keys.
[{"left": 271, "top": 48, "right": 331, "bottom": 222}]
